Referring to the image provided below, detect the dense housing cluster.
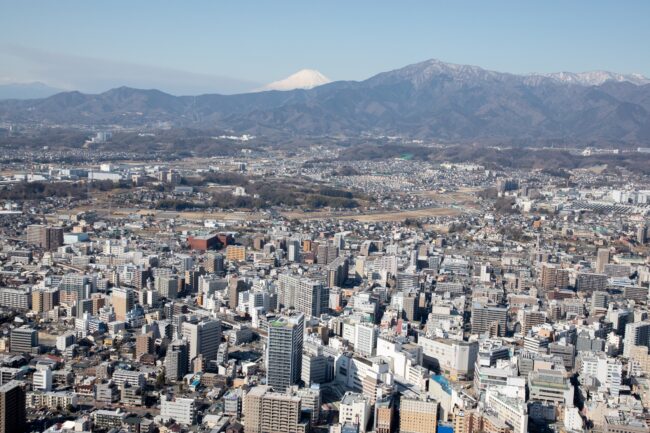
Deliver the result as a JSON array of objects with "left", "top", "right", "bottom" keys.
[{"left": 0, "top": 145, "right": 650, "bottom": 433}]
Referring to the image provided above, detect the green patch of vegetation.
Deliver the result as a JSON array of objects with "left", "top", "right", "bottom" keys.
[{"left": 0, "top": 180, "right": 131, "bottom": 200}]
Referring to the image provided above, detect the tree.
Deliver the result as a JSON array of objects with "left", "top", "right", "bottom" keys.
[{"left": 156, "top": 370, "right": 166, "bottom": 388}]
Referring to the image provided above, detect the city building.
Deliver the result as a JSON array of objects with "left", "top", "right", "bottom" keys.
[
  {"left": 399, "top": 397, "right": 438, "bottom": 433},
  {"left": 243, "top": 386, "right": 306, "bottom": 433},
  {"left": 0, "top": 381, "right": 26, "bottom": 433},
  {"left": 10, "top": 326, "right": 38, "bottom": 354},
  {"left": 182, "top": 319, "right": 222, "bottom": 370},
  {"left": 160, "top": 394, "right": 196, "bottom": 425},
  {"left": 266, "top": 313, "right": 304, "bottom": 390},
  {"left": 111, "top": 287, "right": 135, "bottom": 321}
]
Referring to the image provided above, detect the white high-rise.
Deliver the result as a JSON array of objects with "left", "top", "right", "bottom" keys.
[{"left": 354, "top": 323, "right": 378, "bottom": 357}]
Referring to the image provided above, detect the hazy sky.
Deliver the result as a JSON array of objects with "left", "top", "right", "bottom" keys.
[{"left": 1, "top": 1, "right": 649, "bottom": 94}]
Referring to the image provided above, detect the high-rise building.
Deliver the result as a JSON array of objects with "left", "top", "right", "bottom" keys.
[
  {"left": 278, "top": 273, "right": 328, "bottom": 317},
  {"left": 182, "top": 320, "right": 222, "bottom": 370},
  {"left": 596, "top": 248, "right": 610, "bottom": 274},
  {"left": 243, "top": 386, "right": 305, "bottom": 433},
  {"left": 471, "top": 303, "right": 507, "bottom": 336},
  {"left": 45, "top": 227, "right": 64, "bottom": 251},
  {"left": 287, "top": 239, "right": 301, "bottom": 262},
  {"left": 228, "top": 279, "right": 247, "bottom": 309},
  {"left": 132, "top": 268, "right": 151, "bottom": 290},
  {"left": 354, "top": 323, "right": 378, "bottom": 357},
  {"left": 0, "top": 381, "right": 26, "bottom": 433},
  {"left": 638, "top": 225, "right": 647, "bottom": 245},
  {"left": 266, "top": 313, "right": 304, "bottom": 390},
  {"left": 624, "top": 321, "right": 650, "bottom": 357},
  {"left": 225, "top": 245, "right": 246, "bottom": 262},
  {"left": 156, "top": 275, "right": 179, "bottom": 299},
  {"left": 334, "top": 232, "right": 346, "bottom": 250},
  {"left": 10, "top": 326, "right": 38, "bottom": 354},
  {"left": 327, "top": 256, "right": 349, "bottom": 288},
  {"left": 177, "top": 255, "right": 194, "bottom": 274},
  {"left": 540, "top": 264, "right": 570, "bottom": 290},
  {"left": 205, "top": 252, "right": 225, "bottom": 274},
  {"left": 521, "top": 310, "right": 546, "bottom": 334},
  {"left": 26, "top": 225, "right": 63, "bottom": 251},
  {"left": 591, "top": 291, "right": 609, "bottom": 315},
  {"left": 111, "top": 287, "right": 134, "bottom": 321},
  {"left": 31, "top": 288, "right": 59, "bottom": 314},
  {"left": 165, "top": 340, "right": 189, "bottom": 380},
  {"left": 399, "top": 397, "right": 438, "bottom": 433},
  {"left": 59, "top": 274, "right": 92, "bottom": 304},
  {"left": 26, "top": 224, "right": 43, "bottom": 246},
  {"left": 136, "top": 332, "right": 154, "bottom": 359},
  {"left": 184, "top": 269, "right": 203, "bottom": 294},
  {"left": 316, "top": 242, "right": 337, "bottom": 265},
  {"left": 402, "top": 292, "right": 420, "bottom": 321},
  {"left": 576, "top": 272, "right": 608, "bottom": 293},
  {"left": 302, "top": 345, "right": 334, "bottom": 386},
  {"left": 496, "top": 178, "right": 518, "bottom": 193},
  {"left": 0, "top": 287, "right": 31, "bottom": 310}
]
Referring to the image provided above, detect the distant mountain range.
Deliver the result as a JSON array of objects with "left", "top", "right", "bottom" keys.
[
  {"left": 1, "top": 59, "right": 650, "bottom": 144},
  {"left": 0, "top": 82, "right": 63, "bottom": 100}
]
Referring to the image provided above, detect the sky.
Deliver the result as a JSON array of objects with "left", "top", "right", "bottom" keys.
[{"left": 1, "top": 1, "right": 649, "bottom": 95}]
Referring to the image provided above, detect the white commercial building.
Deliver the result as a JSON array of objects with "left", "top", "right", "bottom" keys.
[
  {"left": 580, "top": 352, "right": 623, "bottom": 396},
  {"left": 33, "top": 367, "right": 52, "bottom": 391},
  {"left": 339, "top": 392, "right": 371, "bottom": 433},
  {"left": 485, "top": 388, "right": 528, "bottom": 433},
  {"left": 160, "top": 395, "right": 196, "bottom": 425},
  {"left": 354, "top": 323, "right": 378, "bottom": 357},
  {"left": 56, "top": 332, "right": 76, "bottom": 352},
  {"left": 419, "top": 336, "right": 478, "bottom": 381}
]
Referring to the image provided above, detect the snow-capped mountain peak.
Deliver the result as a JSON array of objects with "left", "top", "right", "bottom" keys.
[
  {"left": 263, "top": 69, "right": 331, "bottom": 91},
  {"left": 368, "top": 59, "right": 650, "bottom": 88},
  {"left": 539, "top": 70, "right": 650, "bottom": 86}
]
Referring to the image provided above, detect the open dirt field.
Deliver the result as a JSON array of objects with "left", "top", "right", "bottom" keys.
[
  {"left": 61, "top": 207, "right": 268, "bottom": 222},
  {"left": 414, "top": 187, "right": 480, "bottom": 207},
  {"left": 282, "top": 206, "right": 463, "bottom": 222}
]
